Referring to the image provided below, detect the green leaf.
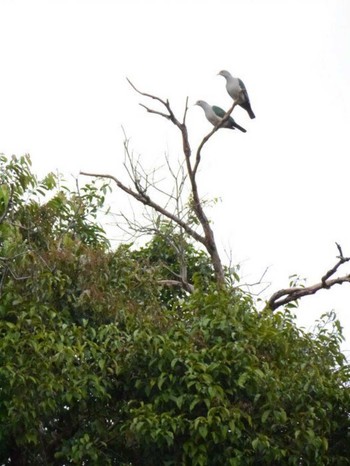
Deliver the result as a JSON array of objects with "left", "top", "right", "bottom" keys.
[
  {"left": 261, "top": 410, "right": 270, "bottom": 423},
  {"left": 198, "top": 425, "right": 208, "bottom": 439}
]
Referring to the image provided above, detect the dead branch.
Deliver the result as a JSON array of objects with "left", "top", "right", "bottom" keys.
[
  {"left": 236, "top": 267, "right": 272, "bottom": 296},
  {"left": 266, "top": 244, "right": 350, "bottom": 311},
  {"left": 158, "top": 279, "right": 194, "bottom": 294},
  {"left": 126, "top": 78, "right": 182, "bottom": 129},
  {"left": 193, "top": 99, "right": 238, "bottom": 177},
  {"left": 80, "top": 171, "right": 205, "bottom": 245},
  {"left": 182, "top": 97, "right": 189, "bottom": 125},
  {"left": 138, "top": 104, "right": 171, "bottom": 120},
  {"left": 321, "top": 242, "right": 350, "bottom": 285}
]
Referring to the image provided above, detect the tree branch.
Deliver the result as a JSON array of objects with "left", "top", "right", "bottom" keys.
[
  {"left": 266, "top": 244, "right": 350, "bottom": 311},
  {"left": 126, "top": 78, "right": 182, "bottom": 129},
  {"left": 321, "top": 242, "right": 349, "bottom": 285},
  {"left": 158, "top": 279, "right": 194, "bottom": 294},
  {"left": 138, "top": 103, "right": 171, "bottom": 120},
  {"left": 79, "top": 171, "right": 206, "bottom": 246},
  {"left": 193, "top": 99, "right": 238, "bottom": 177},
  {"left": 182, "top": 97, "right": 189, "bottom": 125}
]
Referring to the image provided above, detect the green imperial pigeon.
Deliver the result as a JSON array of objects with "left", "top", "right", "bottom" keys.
[
  {"left": 218, "top": 70, "right": 255, "bottom": 119},
  {"left": 195, "top": 100, "right": 247, "bottom": 132}
]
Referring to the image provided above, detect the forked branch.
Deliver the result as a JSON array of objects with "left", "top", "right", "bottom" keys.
[
  {"left": 266, "top": 243, "right": 350, "bottom": 311},
  {"left": 126, "top": 78, "right": 183, "bottom": 129}
]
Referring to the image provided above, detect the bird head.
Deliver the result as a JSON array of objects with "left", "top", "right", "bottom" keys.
[
  {"left": 194, "top": 100, "right": 205, "bottom": 108},
  {"left": 217, "top": 70, "right": 231, "bottom": 79}
]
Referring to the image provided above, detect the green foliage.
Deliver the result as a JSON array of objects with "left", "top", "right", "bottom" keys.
[
  {"left": 0, "top": 155, "right": 349, "bottom": 464},
  {"left": 132, "top": 222, "right": 215, "bottom": 307}
]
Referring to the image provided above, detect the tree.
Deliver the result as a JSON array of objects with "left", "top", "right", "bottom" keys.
[
  {"left": 81, "top": 80, "right": 242, "bottom": 290},
  {"left": 81, "top": 81, "right": 350, "bottom": 313},
  {"left": 0, "top": 154, "right": 349, "bottom": 465}
]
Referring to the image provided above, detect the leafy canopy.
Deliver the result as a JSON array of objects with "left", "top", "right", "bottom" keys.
[{"left": 0, "top": 155, "right": 349, "bottom": 465}]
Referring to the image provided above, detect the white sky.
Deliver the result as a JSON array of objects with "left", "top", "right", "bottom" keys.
[{"left": 1, "top": 0, "right": 350, "bottom": 353}]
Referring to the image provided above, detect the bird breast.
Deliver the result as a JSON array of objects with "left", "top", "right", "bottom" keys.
[
  {"left": 206, "top": 110, "right": 221, "bottom": 126},
  {"left": 227, "top": 78, "right": 241, "bottom": 100}
]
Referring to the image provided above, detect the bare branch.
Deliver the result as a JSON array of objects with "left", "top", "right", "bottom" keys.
[
  {"left": 193, "top": 99, "right": 238, "bottom": 177},
  {"left": 126, "top": 78, "right": 182, "bottom": 128},
  {"left": 158, "top": 279, "right": 194, "bottom": 294},
  {"left": 182, "top": 97, "right": 189, "bottom": 125},
  {"left": 139, "top": 103, "right": 171, "bottom": 120},
  {"left": 126, "top": 78, "right": 169, "bottom": 108},
  {"left": 80, "top": 171, "right": 205, "bottom": 246},
  {"left": 182, "top": 136, "right": 226, "bottom": 286},
  {"left": 266, "top": 244, "right": 350, "bottom": 311},
  {"left": 321, "top": 259, "right": 350, "bottom": 286},
  {"left": 238, "top": 267, "right": 272, "bottom": 295},
  {"left": 335, "top": 242, "right": 343, "bottom": 258}
]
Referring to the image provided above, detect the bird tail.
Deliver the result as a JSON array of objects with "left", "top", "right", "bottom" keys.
[
  {"left": 241, "top": 102, "right": 256, "bottom": 119},
  {"left": 234, "top": 122, "right": 247, "bottom": 133},
  {"left": 248, "top": 107, "right": 256, "bottom": 119}
]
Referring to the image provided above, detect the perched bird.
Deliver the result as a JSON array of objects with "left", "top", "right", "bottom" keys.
[
  {"left": 218, "top": 70, "right": 255, "bottom": 119},
  {"left": 195, "top": 100, "right": 247, "bottom": 132}
]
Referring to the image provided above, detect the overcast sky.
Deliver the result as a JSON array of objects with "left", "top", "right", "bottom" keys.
[{"left": 1, "top": 0, "right": 350, "bottom": 352}]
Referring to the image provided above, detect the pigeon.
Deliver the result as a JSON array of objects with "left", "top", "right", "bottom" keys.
[
  {"left": 218, "top": 70, "right": 255, "bottom": 119},
  {"left": 195, "top": 100, "right": 247, "bottom": 132}
]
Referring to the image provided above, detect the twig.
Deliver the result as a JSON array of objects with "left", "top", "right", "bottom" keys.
[
  {"left": 127, "top": 78, "right": 180, "bottom": 127},
  {"left": 126, "top": 78, "right": 169, "bottom": 108},
  {"left": 238, "top": 267, "right": 271, "bottom": 294},
  {"left": 139, "top": 103, "right": 171, "bottom": 120},
  {"left": 182, "top": 97, "right": 189, "bottom": 125}
]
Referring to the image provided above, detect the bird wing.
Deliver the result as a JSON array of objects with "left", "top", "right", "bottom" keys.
[
  {"left": 238, "top": 78, "right": 250, "bottom": 102},
  {"left": 212, "top": 105, "right": 235, "bottom": 125},
  {"left": 212, "top": 105, "right": 247, "bottom": 132},
  {"left": 237, "top": 78, "right": 246, "bottom": 91},
  {"left": 212, "top": 105, "right": 226, "bottom": 118}
]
